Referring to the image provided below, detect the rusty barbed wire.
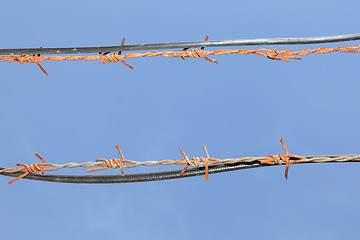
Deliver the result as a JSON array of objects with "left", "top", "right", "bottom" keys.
[
  {"left": 2, "top": 33, "right": 360, "bottom": 56},
  {"left": 1, "top": 36, "right": 360, "bottom": 76},
  {"left": 1, "top": 138, "right": 359, "bottom": 184},
  {"left": 4, "top": 152, "right": 57, "bottom": 184}
]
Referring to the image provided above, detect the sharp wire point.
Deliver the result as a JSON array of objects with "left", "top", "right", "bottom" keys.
[
  {"left": 116, "top": 144, "right": 125, "bottom": 160},
  {"left": 203, "top": 144, "right": 210, "bottom": 158}
]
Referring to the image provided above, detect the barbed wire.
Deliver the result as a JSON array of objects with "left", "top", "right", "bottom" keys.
[
  {"left": 0, "top": 138, "right": 359, "bottom": 184},
  {"left": 1, "top": 35, "right": 359, "bottom": 184},
  {"left": 1, "top": 35, "right": 360, "bottom": 76},
  {"left": 1, "top": 33, "right": 360, "bottom": 55}
]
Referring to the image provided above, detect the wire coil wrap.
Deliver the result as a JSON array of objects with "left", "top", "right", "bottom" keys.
[{"left": 0, "top": 162, "right": 263, "bottom": 183}]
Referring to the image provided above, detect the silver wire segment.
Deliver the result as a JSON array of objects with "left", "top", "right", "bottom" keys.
[{"left": 1, "top": 33, "right": 360, "bottom": 56}]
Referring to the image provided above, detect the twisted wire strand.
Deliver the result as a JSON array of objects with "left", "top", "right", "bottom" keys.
[
  {"left": 0, "top": 139, "right": 359, "bottom": 184},
  {"left": 1, "top": 45, "right": 359, "bottom": 70},
  {"left": 2, "top": 45, "right": 359, "bottom": 63}
]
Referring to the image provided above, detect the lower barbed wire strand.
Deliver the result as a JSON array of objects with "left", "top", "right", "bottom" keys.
[
  {"left": 1, "top": 137, "right": 359, "bottom": 184},
  {"left": 0, "top": 156, "right": 359, "bottom": 184}
]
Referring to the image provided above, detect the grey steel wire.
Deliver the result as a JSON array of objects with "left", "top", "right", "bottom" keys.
[{"left": 1, "top": 33, "right": 360, "bottom": 56}]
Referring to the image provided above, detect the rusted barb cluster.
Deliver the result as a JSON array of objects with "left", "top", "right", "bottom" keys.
[{"left": 6, "top": 153, "right": 55, "bottom": 184}]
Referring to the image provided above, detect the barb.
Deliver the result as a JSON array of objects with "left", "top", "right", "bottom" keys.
[
  {"left": 180, "top": 144, "right": 220, "bottom": 180},
  {"left": 261, "top": 137, "right": 300, "bottom": 179},
  {"left": 99, "top": 38, "right": 135, "bottom": 70},
  {"left": 1, "top": 139, "right": 360, "bottom": 184},
  {"left": 86, "top": 144, "right": 128, "bottom": 175},
  {"left": 1, "top": 35, "right": 360, "bottom": 76},
  {"left": 6, "top": 153, "right": 55, "bottom": 184}
]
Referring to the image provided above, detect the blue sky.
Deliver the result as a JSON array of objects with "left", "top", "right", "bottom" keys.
[{"left": 1, "top": 0, "right": 360, "bottom": 239}]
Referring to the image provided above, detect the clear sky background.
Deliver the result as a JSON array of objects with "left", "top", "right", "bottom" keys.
[{"left": 1, "top": 1, "right": 360, "bottom": 239}]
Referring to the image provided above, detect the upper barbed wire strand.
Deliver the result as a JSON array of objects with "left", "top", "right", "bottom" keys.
[
  {"left": 1, "top": 34, "right": 360, "bottom": 76},
  {"left": 1, "top": 33, "right": 360, "bottom": 55},
  {"left": 1, "top": 44, "right": 360, "bottom": 76}
]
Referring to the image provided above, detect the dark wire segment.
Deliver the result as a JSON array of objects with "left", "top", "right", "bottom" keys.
[
  {"left": 1, "top": 33, "right": 360, "bottom": 56},
  {"left": 0, "top": 162, "right": 264, "bottom": 184}
]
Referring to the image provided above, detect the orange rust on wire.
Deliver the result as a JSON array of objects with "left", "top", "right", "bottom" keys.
[
  {"left": 8, "top": 152, "right": 55, "bottom": 184},
  {"left": 99, "top": 38, "right": 135, "bottom": 70},
  {"left": 86, "top": 158, "right": 120, "bottom": 172},
  {"left": 180, "top": 150, "right": 190, "bottom": 176},
  {"left": 2, "top": 44, "right": 360, "bottom": 76},
  {"left": 180, "top": 36, "right": 218, "bottom": 63},
  {"left": 34, "top": 152, "right": 45, "bottom": 164},
  {"left": 85, "top": 158, "right": 126, "bottom": 173},
  {"left": 202, "top": 35, "right": 209, "bottom": 49},
  {"left": 10, "top": 54, "right": 49, "bottom": 76},
  {"left": 203, "top": 144, "right": 210, "bottom": 180},
  {"left": 35, "top": 46, "right": 49, "bottom": 76},
  {"left": 202, "top": 157, "right": 209, "bottom": 181},
  {"left": 119, "top": 38, "right": 125, "bottom": 54},
  {"left": 280, "top": 137, "right": 291, "bottom": 179},
  {"left": 86, "top": 144, "right": 128, "bottom": 174},
  {"left": 199, "top": 35, "right": 218, "bottom": 63},
  {"left": 180, "top": 145, "right": 211, "bottom": 180},
  {"left": 115, "top": 144, "right": 125, "bottom": 175},
  {"left": 259, "top": 138, "right": 306, "bottom": 179}
]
